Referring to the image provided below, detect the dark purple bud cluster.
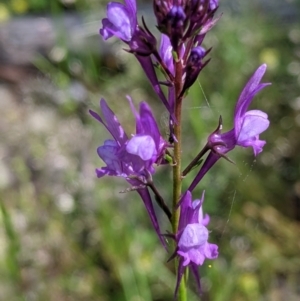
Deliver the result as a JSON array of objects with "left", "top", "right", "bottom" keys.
[
  {"left": 181, "top": 46, "right": 210, "bottom": 96},
  {"left": 153, "top": 0, "right": 220, "bottom": 98},
  {"left": 153, "top": 0, "right": 219, "bottom": 50}
]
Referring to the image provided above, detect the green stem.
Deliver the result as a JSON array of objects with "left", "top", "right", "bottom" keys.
[
  {"left": 179, "top": 272, "right": 187, "bottom": 301},
  {"left": 172, "top": 98, "right": 182, "bottom": 234},
  {"left": 172, "top": 52, "right": 187, "bottom": 301}
]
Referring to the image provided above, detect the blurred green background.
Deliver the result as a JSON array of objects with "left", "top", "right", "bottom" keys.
[{"left": 0, "top": 0, "right": 300, "bottom": 300}]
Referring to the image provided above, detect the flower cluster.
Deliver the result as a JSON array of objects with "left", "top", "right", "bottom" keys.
[
  {"left": 89, "top": 97, "right": 170, "bottom": 247},
  {"left": 91, "top": 0, "right": 271, "bottom": 298},
  {"left": 169, "top": 190, "right": 218, "bottom": 296}
]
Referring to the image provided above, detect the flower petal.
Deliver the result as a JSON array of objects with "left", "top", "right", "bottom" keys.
[
  {"left": 100, "top": 18, "right": 115, "bottom": 40},
  {"left": 237, "top": 110, "right": 269, "bottom": 144},
  {"left": 159, "top": 34, "right": 174, "bottom": 75},
  {"left": 97, "top": 140, "right": 122, "bottom": 172},
  {"left": 235, "top": 64, "right": 267, "bottom": 114},
  {"left": 178, "top": 224, "right": 209, "bottom": 250},
  {"left": 100, "top": 99, "right": 128, "bottom": 144},
  {"left": 236, "top": 109, "right": 270, "bottom": 156},
  {"left": 204, "top": 243, "right": 219, "bottom": 259},
  {"left": 106, "top": 2, "right": 134, "bottom": 41},
  {"left": 188, "top": 248, "right": 206, "bottom": 265},
  {"left": 126, "top": 135, "right": 156, "bottom": 161},
  {"left": 139, "top": 102, "right": 162, "bottom": 148}
]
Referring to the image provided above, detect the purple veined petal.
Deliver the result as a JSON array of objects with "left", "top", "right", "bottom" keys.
[
  {"left": 235, "top": 64, "right": 267, "bottom": 112},
  {"left": 95, "top": 143, "right": 130, "bottom": 177},
  {"left": 100, "top": 99, "right": 128, "bottom": 144},
  {"left": 235, "top": 83, "right": 270, "bottom": 125},
  {"left": 240, "top": 137, "right": 267, "bottom": 156},
  {"left": 159, "top": 34, "right": 174, "bottom": 75},
  {"left": 124, "top": 0, "right": 137, "bottom": 17},
  {"left": 192, "top": 200, "right": 201, "bottom": 210},
  {"left": 90, "top": 99, "right": 130, "bottom": 144},
  {"left": 96, "top": 166, "right": 129, "bottom": 178},
  {"left": 96, "top": 167, "right": 117, "bottom": 178},
  {"left": 187, "top": 248, "right": 206, "bottom": 266},
  {"left": 189, "top": 200, "right": 202, "bottom": 224},
  {"left": 178, "top": 190, "right": 193, "bottom": 231},
  {"left": 177, "top": 190, "right": 192, "bottom": 211},
  {"left": 119, "top": 144, "right": 147, "bottom": 174},
  {"left": 104, "top": 2, "right": 135, "bottom": 41},
  {"left": 191, "top": 200, "right": 203, "bottom": 216},
  {"left": 126, "top": 96, "right": 142, "bottom": 134},
  {"left": 209, "top": 0, "right": 219, "bottom": 11},
  {"left": 177, "top": 250, "right": 191, "bottom": 266},
  {"left": 139, "top": 102, "right": 162, "bottom": 147},
  {"left": 191, "top": 194, "right": 204, "bottom": 221},
  {"left": 126, "top": 135, "right": 157, "bottom": 161},
  {"left": 191, "top": 195, "right": 207, "bottom": 225},
  {"left": 106, "top": 3, "right": 133, "bottom": 39},
  {"left": 178, "top": 224, "right": 209, "bottom": 250},
  {"left": 100, "top": 18, "right": 115, "bottom": 40},
  {"left": 97, "top": 139, "right": 118, "bottom": 156},
  {"left": 237, "top": 110, "right": 270, "bottom": 144},
  {"left": 194, "top": 191, "right": 205, "bottom": 209},
  {"left": 204, "top": 243, "right": 219, "bottom": 259},
  {"left": 201, "top": 213, "right": 210, "bottom": 226},
  {"left": 97, "top": 140, "right": 122, "bottom": 172}
]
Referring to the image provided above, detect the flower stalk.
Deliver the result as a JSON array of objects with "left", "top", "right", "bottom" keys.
[
  {"left": 172, "top": 56, "right": 184, "bottom": 234},
  {"left": 172, "top": 53, "right": 186, "bottom": 301}
]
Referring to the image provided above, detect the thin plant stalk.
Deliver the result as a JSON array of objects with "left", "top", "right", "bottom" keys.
[{"left": 172, "top": 56, "right": 186, "bottom": 301}]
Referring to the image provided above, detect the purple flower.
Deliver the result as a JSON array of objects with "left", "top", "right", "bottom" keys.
[
  {"left": 189, "top": 64, "right": 271, "bottom": 192},
  {"left": 89, "top": 97, "right": 168, "bottom": 246},
  {"left": 100, "top": 0, "right": 173, "bottom": 115},
  {"left": 209, "top": 0, "right": 219, "bottom": 11},
  {"left": 159, "top": 34, "right": 174, "bottom": 75},
  {"left": 90, "top": 97, "right": 168, "bottom": 179},
  {"left": 100, "top": 0, "right": 137, "bottom": 41},
  {"left": 174, "top": 190, "right": 218, "bottom": 296},
  {"left": 153, "top": 0, "right": 219, "bottom": 50},
  {"left": 100, "top": 0, "right": 157, "bottom": 55}
]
